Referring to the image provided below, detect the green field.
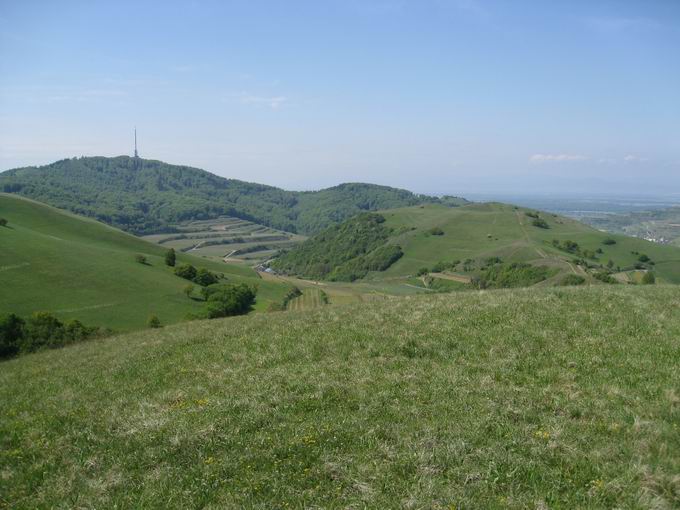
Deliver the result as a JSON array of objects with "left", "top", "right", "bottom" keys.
[
  {"left": 0, "top": 194, "right": 291, "bottom": 331},
  {"left": 2, "top": 285, "right": 679, "bottom": 508}
]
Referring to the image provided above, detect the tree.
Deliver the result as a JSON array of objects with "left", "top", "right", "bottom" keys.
[
  {"left": 428, "top": 227, "right": 444, "bottom": 236},
  {"left": 641, "top": 271, "right": 656, "bottom": 285},
  {"left": 174, "top": 263, "right": 197, "bottom": 280},
  {"left": 204, "top": 284, "right": 257, "bottom": 319},
  {"left": 531, "top": 218, "right": 549, "bottom": 229},
  {"left": 602, "top": 238, "right": 617, "bottom": 245},
  {"left": 165, "top": 248, "right": 176, "bottom": 267},
  {"left": 0, "top": 313, "right": 24, "bottom": 358},
  {"left": 22, "top": 312, "right": 65, "bottom": 351},
  {"left": 0, "top": 218, "right": 7, "bottom": 227},
  {"left": 194, "top": 268, "right": 218, "bottom": 287},
  {"left": 607, "top": 259, "right": 614, "bottom": 269},
  {"left": 135, "top": 254, "right": 147, "bottom": 264},
  {"left": 638, "top": 254, "right": 650, "bottom": 263},
  {"left": 183, "top": 284, "right": 194, "bottom": 298},
  {"left": 147, "top": 315, "right": 162, "bottom": 328},
  {"left": 416, "top": 267, "right": 429, "bottom": 276}
]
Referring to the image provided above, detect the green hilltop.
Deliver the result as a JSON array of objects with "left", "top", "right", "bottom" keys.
[
  {"left": 272, "top": 202, "right": 680, "bottom": 286},
  {"left": 0, "top": 194, "right": 292, "bottom": 331},
  {"left": 1, "top": 285, "right": 678, "bottom": 508},
  {"left": 0, "top": 156, "right": 467, "bottom": 235}
]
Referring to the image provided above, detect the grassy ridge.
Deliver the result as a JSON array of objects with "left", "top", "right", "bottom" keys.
[
  {"left": 1, "top": 286, "right": 679, "bottom": 508},
  {"left": 0, "top": 194, "right": 290, "bottom": 331},
  {"left": 380, "top": 203, "right": 680, "bottom": 283}
]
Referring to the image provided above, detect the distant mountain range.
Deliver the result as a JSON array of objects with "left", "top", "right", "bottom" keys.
[{"left": 0, "top": 156, "right": 467, "bottom": 235}]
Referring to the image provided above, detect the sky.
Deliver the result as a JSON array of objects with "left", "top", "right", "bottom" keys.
[{"left": 1, "top": 0, "right": 679, "bottom": 195}]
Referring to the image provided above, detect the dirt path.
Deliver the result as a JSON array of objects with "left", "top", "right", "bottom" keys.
[{"left": 429, "top": 272, "right": 472, "bottom": 283}]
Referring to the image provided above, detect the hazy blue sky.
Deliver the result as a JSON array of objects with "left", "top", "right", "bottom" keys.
[{"left": 1, "top": 0, "right": 679, "bottom": 194}]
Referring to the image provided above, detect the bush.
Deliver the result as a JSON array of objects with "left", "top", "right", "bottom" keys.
[
  {"left": 602, "top": 238, "right": 617, "bottom": 245},
  {"left": 174, "top": 263, "right": 197, "bottom": 280},
  {"left": 638, "top": 254, "right": 650, "bottom": 263},
  {"left": 204, "top": 284, "right": 257, "bottom": 319},
  {"left": 135, "top": 254, "right": 147, "bottom": 264},
  {"left": 0, "top": 312, "right": 101, "bottom": 358},
  {"left": 475, "top": 262, "right": 555, "bottom": 289},
  {"left": 0, "top": 218, "right": 7, "bottom": 227},
  {"left": 428, "top": 227, "right": 444, "bottom": 236},
  {"left": 0, "top": 313, "right": 24, "bottom": 358},
  {"left": 416, "top": 267, "right": 429, "bottom": 277},
  {"left": 559, "top": 274, "right": 586, "bottom": 286},
  {"left": 147, "top": 315, "right": 162, "bottom": 328},
  {"left": 183, "top": 284, "right": 195, "bottom": 298},
  {"left": 194, "top": 268, "right": 218, "bottom": 287},
  {"left": 531, "top": 218, "right": 549, "bottom": 229},
  {"left": 592, "top": 271, "right": 617, "bottom": 284},
  {"left": 525, "top": 211, "right": 540, "bottom": 219},
  {"left": 641, "top": 271, "right": 656, "bottom": 285},
  {"left": 165, "top": 248, "right": 176, "bottom": 267}
]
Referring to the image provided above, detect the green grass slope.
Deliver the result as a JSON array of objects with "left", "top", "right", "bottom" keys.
[
  {"left": 0, "top": 156, "right": 466, "bottom": 235},
  {"left": 380, "top": 203, "right": 680, "bottom": 282},
  {"left": 1, "top": 286, "right": 679, "bottom": 508},
  {"left": 274, "top": 202, "right": 680, "bottom": 285},
  {"left": 0, "top": 194, "right": 290, "bottom": 331}
]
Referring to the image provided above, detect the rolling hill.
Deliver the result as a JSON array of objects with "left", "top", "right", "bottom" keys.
[
  {"left": 272, "top": 202, "right": 680, "bottom": 286},
  {"left": 0, "top": 194, "right": 292, "bottom": 331},
  {"left": 1, "top": 285, "right": 678, "bottom": 508},
  {"left": 0, "top": 156, "right": 467, "bottom": 235}
]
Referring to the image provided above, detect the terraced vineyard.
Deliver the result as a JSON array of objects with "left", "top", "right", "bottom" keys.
[
  {"left": 143, "top": 217, "right": 305, "bottom": 266},
  {"left": 286, "top": 288, "right": 328, "bottom": 311}
]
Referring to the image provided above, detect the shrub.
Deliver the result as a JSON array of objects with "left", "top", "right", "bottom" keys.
[
  {"left": 194, "top": 268, "right": 218, "bottom": 287},
  {"left": 428, "top": 227, "right": 444, "bottom": 236},
  {"left": 638, "top": 254, "right": 650, "bottom": 263},
  {"left": 135, "top": 254, "right": 147, "bottom": 264},
  {"left": 476, "top": 262, "right": 555, "bottom": 289},
  {"left": 592, "top": 271, "right": 617, "bottom": 284},
  {"left": 641, "top": 271, "right": 656, "bottom": 285},
  {"left": 0, "top": 218, "right": 7, "bottom": 227},
  {"left": 174, "top": 263, "right": 197, "bottom": 280},
  {"left": 416, "top": 267, "right": 429, "bottom": 277},
  {"left": 531, "top": 218, "right": 549, "bottom": 229},
  {"left": 559, "top": 274, "right": 586, "bottom": 286},
  {"left": 165, "top": 248, "right": 176, "bottom": 267},
  {"left": 602, "top": 238, "right": 617, "bottom": 245},
  {"left": 147, "top": 315, "right": 162, "bottom": 328},
  {"left": 183, "top": 284, "right": 194, "bottom": 298},
  {"left": 0, "top": 313, "right": 24, "bottom": 358},
  {"left": 525, "top": 211, "right": 540, "bottom": 219},
  {"left": 204, "top": 284, "right": 257, "bottom": 319}
]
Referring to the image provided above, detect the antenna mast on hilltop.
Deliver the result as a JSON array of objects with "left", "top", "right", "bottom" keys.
[{"left": 134, "top": 127, "right": 139, "bottom": 158}]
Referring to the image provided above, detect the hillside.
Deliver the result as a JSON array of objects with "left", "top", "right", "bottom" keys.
[
  {"left": 0, "top": 156, "right": 466, "bottom": 235},
  {"left": 0, "top": 194, "right": 291, "bottom": 331},
  {"left": 272, "top": 202, "right": 680, "bottom": 286},
  {"left": 2, "top": 286, "right": 679, "bottom": 508}
]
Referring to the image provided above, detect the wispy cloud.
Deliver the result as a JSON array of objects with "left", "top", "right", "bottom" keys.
[
  {"left": 239, "top": 94, "right": 288, "bottom": 110},
  {"left": 530, "top": 154, "right": 588, "bottom": 163},
  {"left": 623, "top": 154, "right": 647, "bottom": 162}
]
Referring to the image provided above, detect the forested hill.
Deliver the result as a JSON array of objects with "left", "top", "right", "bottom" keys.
[{"left": 0, "top": 156, "right": 467, "bottom": 235}]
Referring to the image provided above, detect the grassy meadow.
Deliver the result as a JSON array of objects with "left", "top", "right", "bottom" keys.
[
  {"left": 378, "top": 203, "right": 680, "bottom": 283},
  {"left": 0, "top": 194, "right": 291, "bottom": 331},
  {"left": 2, "top": 285, "right": 679, "bottom": 508}
]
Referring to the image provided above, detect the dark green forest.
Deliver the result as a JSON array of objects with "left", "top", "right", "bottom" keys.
[
  {"left": 270, "top": 213, "right": 403, "bottom": 281},
  {"left": 0, "top": 156, "right": 467, "bottom": 234}
]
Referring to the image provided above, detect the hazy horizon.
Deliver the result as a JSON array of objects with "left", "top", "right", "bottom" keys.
[{"left": 1, "top": 0, "right": 679, "bottom": 194}]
